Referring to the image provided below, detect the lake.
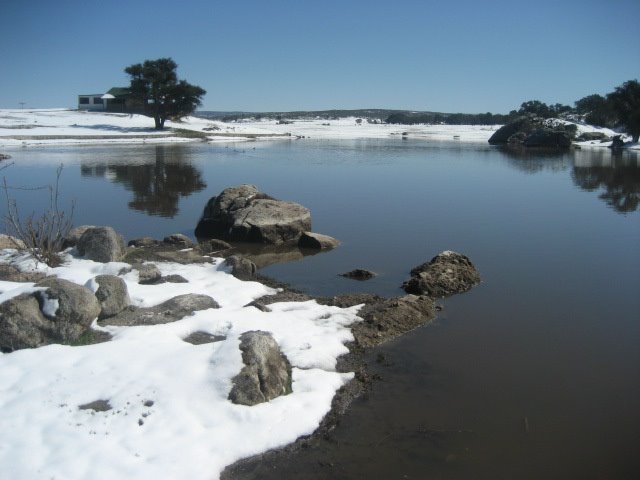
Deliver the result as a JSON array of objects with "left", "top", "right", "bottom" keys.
[{"left": 1, "top": 139, "right": 639, "bottom": 479}]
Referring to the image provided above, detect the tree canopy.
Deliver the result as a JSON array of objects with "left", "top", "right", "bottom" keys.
[
  {"left": 607, "top": 80, "right": 640, "bottom": 142},
  {"left": 124, "top": 58, "right": 206, "bottom": 130}
]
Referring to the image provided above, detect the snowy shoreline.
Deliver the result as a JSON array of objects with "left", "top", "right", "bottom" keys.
[
  {"left": 0, "top": 246, "right": 363, "bottom": 480},
  {"left": 2, "top": 108, "right": 635, "bottom": 150}
]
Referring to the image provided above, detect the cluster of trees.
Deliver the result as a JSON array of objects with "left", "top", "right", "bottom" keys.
[
  {"left": 386, "top": 112, "right": 511, "bottom": 125},
  {"left": 512, "top": 80, "right": 640, "bottom": 142}
]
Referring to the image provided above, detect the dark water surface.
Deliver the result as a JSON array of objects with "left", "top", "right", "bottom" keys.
[{"left": 2, "top": 140, "right": 639, "bottom": 478}]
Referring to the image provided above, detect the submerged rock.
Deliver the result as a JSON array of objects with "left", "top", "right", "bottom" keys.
[
  {"left": 339, "top": 269, "right": 377, "bottom": 281},
  {"left": 195, "top": 184, "right": 312, "bottom": 245},
  {"left": 228, "top": 331, "right": 293, "bottom": 406},
  {"left": 402, "top": 251, "right": 480, "bottom": 297}
]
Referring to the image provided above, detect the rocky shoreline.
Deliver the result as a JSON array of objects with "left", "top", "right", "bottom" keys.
[{"left": 0, "top": 185, "right": 482, "bottom": 478}]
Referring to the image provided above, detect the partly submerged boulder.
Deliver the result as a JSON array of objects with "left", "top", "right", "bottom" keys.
[
  {"left": 77, "top": 226, "right": 126, "bottom": 263},
  {"left": 228, "top": 330, "right": 293, "bottom": 406},
  {"left": 195, "top": 185, "right": 312, "bottom": 245},
  {"left": 402, "top": 251, "right": 481, "bottom": 297},
  {"left": 298, "top": 231, "right": 340, "bottom": 250}
]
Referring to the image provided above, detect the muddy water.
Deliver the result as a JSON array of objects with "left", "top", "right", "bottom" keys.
[{"left": 2, "top": 139, "right": 638, "bottom": 478}]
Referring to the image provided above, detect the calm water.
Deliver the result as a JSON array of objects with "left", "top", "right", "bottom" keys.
[{"left": 2, "top": 140, "right": 639, "bottom": 478}]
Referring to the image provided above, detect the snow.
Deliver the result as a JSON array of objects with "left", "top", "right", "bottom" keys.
[
  {"left": 0, "top": 248, "right": 363, "bottom": 480},
  {"left": 0, "top": 109, "right": 499, "bottom": 147}
]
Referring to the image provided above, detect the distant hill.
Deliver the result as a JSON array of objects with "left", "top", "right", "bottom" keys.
[{"left": 196, "top": 109, "right": 510, "bottom": 125}]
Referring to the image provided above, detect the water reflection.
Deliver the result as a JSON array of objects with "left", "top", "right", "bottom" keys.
[
  {"left": 498, "top": 146, "right": 571, "bottom": 173},
  {"left": 80, "top": 145, "right": 206, "bottom": 217},
  {"left": 572, "top": 161, "right": 640, "bottom": 213}
]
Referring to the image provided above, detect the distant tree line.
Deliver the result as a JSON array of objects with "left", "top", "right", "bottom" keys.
[{"left": 386, "top": 112, "right": 511, "bottom": 125}]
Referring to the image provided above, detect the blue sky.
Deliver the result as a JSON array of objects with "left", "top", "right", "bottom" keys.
[{"left": 1, "top": 0, "right": 638, "bottom": 113}]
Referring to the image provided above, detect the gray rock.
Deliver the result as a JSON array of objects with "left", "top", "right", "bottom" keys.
[
  {"left": 78, "top": 399, "right": 112, "bottom": 412},
  {"left": 197, "top": 238, "right": 232, "bottom": 253},
  {"left": 228, "top": 331, "right": 293, "bottom": 406},
  {"left": 101, "top": 294, "right": 219, "bottom": 327},
  {"left": 577, "top": 131, "right": 608, "bottom": 141},
  {"left": 63, "top": 225, "right": 96, "bottom": 249},
  {"left": 402, "top": 251, "right": 481, "bottom": 297},
  {"left": 351, "top": 294, "right": 437, "bottom": 348},
  {"left": 195, "top": 185, "right": 312, "bottom": 245},
  {"left": 0, "top": 293, "right": 51, "bottom": 351},
  {"left": 298, "top": 232, "right": 340, "bottom": 250},
  {"left": 0, "top": 278, "right": 100, "bottom": 351},
  {"left": 339, "top": 269, "right": 377, "bottom": 281},
  {"left": 182, "top": 331, "right": 226, "bottom": 345},
  {"left": 156, "top": 274, "right": 188, "bottom": 284},
  {"left": 225, "top": 255, "right": 257, "bottom": 280},
  {"left": 0, "top": 264, "right": 47, "bottom": 282},
  {"left": 128, "top": 237, "right": 161, "bottom": 248},
  {"left": 77, "top": 227, "right": 126, "bottom": 262},
  {"left": 35, "top": 277, "right": 101, "bottom": 338},
  {"left": 134, "top": 263, "right": 162, "bottom": 284},
  {"left": 163, "top": 234, "right": 195, "bottom": 248},
  {"left": 0, "top": 234, "right": 25, "bottom": 250},
  {"left": 92, "top": 275, "right": 130, "bottom": 319}
]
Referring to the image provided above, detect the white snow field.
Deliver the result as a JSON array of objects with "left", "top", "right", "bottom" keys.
[{"left": 0, "top": 248, "right": 362, "bottom": 480}]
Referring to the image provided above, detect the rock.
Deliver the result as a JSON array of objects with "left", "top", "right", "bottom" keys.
[
  {"left": 225, "top": 255, "right": 257, "bottom": 280},
  {"left": 610, "top": 135, "right": 625, "bottom": 149},
  {"left": 351, "top": 294, "right": 437, "bottom": 348},
  {"left": 577, "top": 131, "right": 608, "bottom": 141},
  {"left": 100, "top": 293, "right": 219, "bottom": 327},
  {"left": 78, "top": 399, "right": 112, "bottom": 412},
  {"left": 0, "top": 153, "right": 11, "bottom": 161},
  {"left": 523, "top": 129, "right": 572, "bottom": 148},
  {"left": 0, "top": 234, "right": 25, "bottom": 250},
  {"left": 195, "top": 184, "right": 312, "bottom": 245},
  {"left": 156, "top": 274, "right": 188, "bottom": 284},
  {"left": 0, "top": 264, "right": 47, "bottom": 282},
  {"left": 298, "top": 232, "right": 340, "bottom": 250},
  {"left": 91, "top": 275, "right": 130, "bottom": 319},
  {"left": 197, "top": 238, "right": 232, "bottom": 253},
  {"left": 339, "top": 269, "right": 377, "bottom": 281},
  {"left": 402, "top": 251, "right": 481, "bottom": 297},
  {"left": 0, "top": 278, "right": 100, "bottom": 351},
  {"left": 228, "top": 331, "right": 293, "bottom": 406},
  {"left": 128, "top": 237, "right": 161, "bottom": 248},
  {"left": 163, "top": 234, "right": 195, "bottom": 248},
  {"left": 0, "top": 293, "right": 51, "bottom": 351},
  {"left": 77, "top": 226, "right": 126, "bottom": 262},
  {"left": 182, "top": 331, "right": 226, "bottom": 345},
  {"left": 134, "top": 263, "right": 162, "bottom": 284},
  {"left": 63, "top": 225, "right": 96, "bottom": 249},
  {"left": 488, "top": 116, "right": 536, "bottom": 145},
  {"left": 35, "top": 277, "right": 101, "bottom": 337}
]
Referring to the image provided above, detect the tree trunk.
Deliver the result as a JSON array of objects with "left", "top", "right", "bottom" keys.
[{"left": 154, "top": 115, "right": 164, "bottom": 130}]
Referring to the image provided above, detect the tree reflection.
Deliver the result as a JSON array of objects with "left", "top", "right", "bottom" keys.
[
  {"left": 572, "top": 161, "right": 640, "bottom": 213},
  {"left": 80, "top": 145, "right": 206, "bottom": 217}
]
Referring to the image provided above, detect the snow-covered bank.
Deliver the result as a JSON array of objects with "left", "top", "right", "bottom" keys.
[
  {"left": 0, "top": 248, "right": 362, "bottom": 480},
  {"left": 0, "top": 109, "right": 499, "bottom": 147}
]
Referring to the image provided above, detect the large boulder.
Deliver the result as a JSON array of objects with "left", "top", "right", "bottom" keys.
[
  {"left": 402, "top": 251, "right": 481, "bottom": 297},
  {"left": 100, "top": 293, "right": 219, "bottom": 326},
  {"left": 228, "top": 331, "right": 293, "bottom": 406},
  {"left": 90, "top": 275, "right": 130, "bottom": 319},
  {"left": 35, "top": 277, "right": 101, "bottom": 337},
  {"left": 489, "top": 116, "right": 575, "bottom": 149},
  {"left": 523, "top": 129, "right": 572, "bottom": 148},
  {"left": 77, "top": 226, "right": 126, "bottom": 262},
  {"left": 488, "top": 116, "right": 536, "bottom": 145},
  {"left": 0, "top": 278, "right": 100, "bottom": 351},
  {"left": 195, "top": 185, "right": 312, "bottom": 245},
  {"left": 0, "top": 294, "right": 51, "bottom": 351}
]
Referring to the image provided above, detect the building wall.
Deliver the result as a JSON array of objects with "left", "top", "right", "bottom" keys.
[{"left": 78, "top": 95, "right": 105, "bottom": 111}]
